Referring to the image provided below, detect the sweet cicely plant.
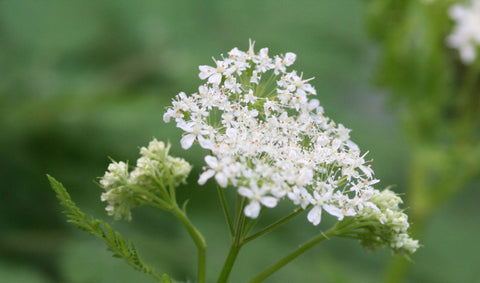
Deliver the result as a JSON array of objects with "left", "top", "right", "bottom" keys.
[{"left": 48, "top": 40, "right": 419, "bottom": 282}]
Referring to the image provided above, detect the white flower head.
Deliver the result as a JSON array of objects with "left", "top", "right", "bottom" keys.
[{"left": 165, "top": 40, "right": 382, "bottom": 224}]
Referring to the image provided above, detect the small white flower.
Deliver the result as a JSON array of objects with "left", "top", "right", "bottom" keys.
[
  {"left": 284, "top": 52, "right": 296, "bottom": 66},
  {"left": 198, "top": 155, "right": 232, "bottom": 188},
  {"left": 447, "top": 0, "right": 480, "bottom": 64},
  {"left": 288, "top": 187, "right": 314, "bottom": 209},
  {"left": 225, "top": 77, "right": 243, "bottom": 93},
  {"left": 199, "top": 58, "right": 230, "bottom": 84},
  {"left": 177, "top": 120, "right": 213, "bottom": 150},
  {"left": 239, "top": 181, "right": 278, "bottom": 218},
  {"left": 242, "top": 89, "right": 258, "bottom": 104},
  {"left": 253, "top": 47, "right": 273, "bottom": 73},
  {"left": 307, "top": 190, "right": 344, "bottom": 226}
]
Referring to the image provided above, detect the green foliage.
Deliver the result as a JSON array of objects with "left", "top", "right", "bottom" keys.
[
  {"left": 366, "top": 1, "right": 480, "bottom": 281},
  {"left": 366, "top": 0, "right": 480, "bottom": 209},
  {"left": 367, "top": 0, "right": 452, "bottom": 142},
  {"left": 47, "top": 175, "right": 170, "bottom": 282},
  {"left": 366, "top": 0, "right": 480, "bottom": 148}
]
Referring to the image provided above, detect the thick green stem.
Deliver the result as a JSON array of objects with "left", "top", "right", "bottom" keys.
[
  {"left": 248, "top": 224, "right": 340, "bottom": 283},
  {"left": 170, "top": 206, "right": 207, "bottom": 283},
  {"left": 217, "top": 244, "right": 242, "bottom": 283},
  {"left": 217, "top": 196, "right": 247, "bottom": 283}
]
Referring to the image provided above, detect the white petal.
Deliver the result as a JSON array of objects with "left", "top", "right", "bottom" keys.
[
  {"left": 260, "top": 196, "right": 278, "bottom": 208},
  {"left": 198, "top": 135, "right": 213, "bottom": 150},
  {"left": 208, "top": 73, "right": 222, "bottom": 85},
  {"left": 460, "top": 45, "right": 476, "bottom": 63},
  {"left": 204, "top": 155, "right": 218, "bottom": 168},
  {"left": 359, "top": 165, "right": 373, "bottom": 178},
  {"left": 284, "top": 52, "right": 296, "bottom": 65},
  {"left": 449, "top": 6, "right": 466, "bottom": 20},
  {"left": 346, "top": 140, "right": 359, "bottom": 152},
  {"left": 323, "top": 204, "right": 344, "bottom": 221},
  {"left": 177, "top": 121, "right": 193, "bottom": 132},
  {"left": 199, "top": 65, "right": 215, "bottom": 80},
  {"left": 308, "top": 99, "right": 319, "bottom": 110},
  {"left": 307, "top": 206, "right": 322, "bottom": 226},
  {"left": 163, "top": 110, "right": 173, "bottom": 123},
  {"left": 244, "top": 201, "right": 261, "bottom": 218},
  {"left": 215, "top": 172, "right": 229, "bottom": 188},
  {"left": 198, "top": 170, "right": 215, "bottom": 185},
  {"left": 259, "top": 47, "right": 269, "bottom": 57},
  {"left": 180, "top": 134, "right": 196, "bottom": 149},
  {"left": 178, "top": 92, "right": 187, "bottom": 99},
  {"left": 238, "top": 187, "right": 254, "bottom": 198},
  {"left": 226, "top": 127, "right": 238, "bottom": 138},
  {"left": 304, "top": 84, "right": 316, "bottom": 95}
]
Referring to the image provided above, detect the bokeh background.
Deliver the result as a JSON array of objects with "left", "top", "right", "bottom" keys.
[{"left": 1, "top": 0, "right": 479, "bottom": 282}]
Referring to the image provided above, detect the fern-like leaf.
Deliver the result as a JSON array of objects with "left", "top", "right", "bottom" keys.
[{"left": 47, "top": 175, "right": 172, "bottom": 282}]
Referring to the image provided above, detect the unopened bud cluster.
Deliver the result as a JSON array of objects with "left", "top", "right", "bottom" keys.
[
  {"left": 100, "top": 139, "right": 192, "bottom": 220},
  {"left": 352, "top": 189, "right": 420, "bottom": 256}
]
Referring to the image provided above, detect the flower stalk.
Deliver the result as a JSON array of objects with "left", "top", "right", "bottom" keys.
[
  {"left": 217, "top": 196, "right": 247, "bottom": 282},
  {"left": 169, "top": 204, "right": 207, "bottom": 283},
  {"left": 248, "top": 224, "right": 340, "bottom": 283}
]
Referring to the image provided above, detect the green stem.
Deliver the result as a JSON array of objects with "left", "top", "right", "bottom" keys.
[
  {"left": 217, "top": 244, "right": 242, "bottom": 283},
  {"left": 217, "top": 185, "right": 234, "bottom": 236},
  {"left": 243, "top": 208, "right": 306, "bottom": 244},
  {"left": 248, "top": 223, "right": 340, "bottom": 283},
  {"left": 335, "top": 221, "right": 379, "bottom": 235},
  {"left": 242, "top": 217, "right": 258, "bottom": 238},
  {"left": 153, "top": 178, "right": 171, "bottom": 201},
  {"left": 217, "top": 196, "right": 247, "bottom": 282},
  {"left": 170, "top": 205, "right": 207, "bottom": 283},
  {"left": 126, "top": 185, "right": 171, "bottom": 209},
  {"left": 233, "top": 198, "right": 247, "bottom": 246}
]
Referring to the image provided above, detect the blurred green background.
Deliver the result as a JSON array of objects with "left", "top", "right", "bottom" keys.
[{"left": 1, "top": 0, "right": 479, "bottom": 282}]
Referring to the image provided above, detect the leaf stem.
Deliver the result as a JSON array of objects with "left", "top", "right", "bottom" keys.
[
  {"left": 217, "top": 185, "right": 234, "bottom": 236},
  {"left": 217, "top": 196, "right": 247, "bottom": 282},
  {"left": 170, "top": 205, "right": 207, "bottom": 283},
  {"left": 247, "top": 223, "right": 340, "bottom": 283},
  {"left": 243, "top": 208, "right": 305, "bottom": 244}
]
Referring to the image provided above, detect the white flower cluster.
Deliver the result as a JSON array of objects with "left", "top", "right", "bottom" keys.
[
  {"left": 354, "top": 189, "right": 420, "bottom": 255},
  {"left": 447, "top": 0, "right": 480, "bottom": 64},
  {"left": 100, "top": 139, "right": 192, "bottom": 220},
  {"left": 164, "top": 40, "right": 381, "bottom": 226}
]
